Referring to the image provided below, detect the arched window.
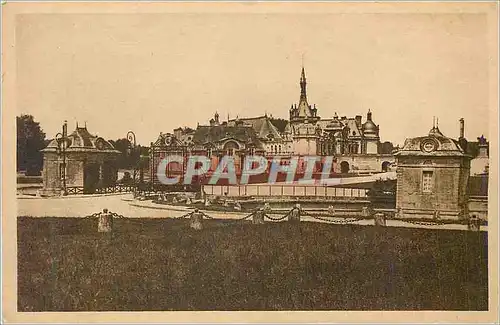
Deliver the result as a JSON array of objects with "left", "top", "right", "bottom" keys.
[
  {"left": 224, "top": 141, "right": 239, "bottom": 156},
  {"left": 340, "top": 161, "right": 350, "bottom": 174},
  {"left": 382, "top": 161, "right": 391, "bottom": 172}
]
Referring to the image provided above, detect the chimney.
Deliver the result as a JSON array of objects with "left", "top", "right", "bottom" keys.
[
  {"left": 355, "top": 115, "right": 362, "bottom": 126},
  {"left": 459, "top": 118, "right": 465, "bottom": 139},
  {"left": 478, "top": 135, "right": 488, "bottom": 158}
]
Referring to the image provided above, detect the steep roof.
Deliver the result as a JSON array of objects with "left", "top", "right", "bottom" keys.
[
  {"left": 229, "top": 116, "right": 283, "bottom": 140},
  {"left": 192, "top": 124, "right": 264, "bottom": 148},
  {"left": 42, "top": 126, "right": 120, "bottom": 154}
]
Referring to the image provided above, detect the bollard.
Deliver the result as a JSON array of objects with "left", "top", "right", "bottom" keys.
[
  {"left": 289, "top": 204, "right": 301, "bottom": 223},
  {"left": 190, "top": 209, "right": 203, "bottom": 230},
  {"left": 253, "top": 209, "right": 265, "bottom": 225},
  {"left": 98, "top": 208, "right": 113, "bottom": 233},
  {"left": 468, "top": 214, "right": 481, "bottom": 232},
  {"left": 374, "top": 213, "right": 386, "bottom": 226},
  {"left": 263, "top": 202, "right": 271, "bottom": 214}
]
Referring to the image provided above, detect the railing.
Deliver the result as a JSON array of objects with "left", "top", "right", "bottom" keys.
[
  {"left": 202, "top": 184, "right": 369, "bottom": 199},
  {"left": 65, "top": 184, "right": 137, "bottom": 195},
  {"left": 66, "top": 186, "right": 84, "bottom": 195},
  {"left": 94, "top": 185, "right": 136, "bottom": 194}
]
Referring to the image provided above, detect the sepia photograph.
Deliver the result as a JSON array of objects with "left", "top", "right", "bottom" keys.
[{"left": 2, "top": 1, "right": 499, "bottom": 323}]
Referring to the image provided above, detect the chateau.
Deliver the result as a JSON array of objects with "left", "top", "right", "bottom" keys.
[
  {"left": 150, "top": 67, "right": 395, "bottom": 182},
  {"left": 289, "top": 67, "right": 381, "bottom": 157}
]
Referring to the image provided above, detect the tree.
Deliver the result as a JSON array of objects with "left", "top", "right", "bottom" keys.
[
  {"left": 108, "top": 138, "right": 145, "bottom": 169},
  {"left": 17, "top": 115, "right": 46, "bottom": 175}
]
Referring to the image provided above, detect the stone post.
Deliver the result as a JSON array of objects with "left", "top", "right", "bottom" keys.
[
  {"left": 468, "top": 214, "right": 481, "bottom": 232},
  {"left": 362, "top": 206, "right": 371, "bottom": 218},
  {"left": 98, "top": 208, "right": 113, "bottom": 233},
  {"left": 190, "top": 209, "right": 203, "bottom": 230},
  {"left": 374, "top": 212, "right": 386, "bottom": 226},
  {"left": 289, "top": 204, "right": 301, "bottom": 223},
  {"left": 253, "top": 209, "right": 265, "bottom": 225},
  {"left": 263, "top": 202, "right": 271, "bottom": 213},
  {"left": 433, "top": 209, "right": 441, "bottom": 221}
]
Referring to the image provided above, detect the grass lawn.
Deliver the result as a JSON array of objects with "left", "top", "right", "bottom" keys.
[{"left": 17, "top": 217, "right": 488, "bottom": 311}]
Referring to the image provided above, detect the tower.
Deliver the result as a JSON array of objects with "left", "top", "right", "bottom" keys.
[
  {"left": 289, "top": 66, "right": 321, "bottom": 155},
  {"left": 289, "top": 66, "right": 320, "bottom": 124}
]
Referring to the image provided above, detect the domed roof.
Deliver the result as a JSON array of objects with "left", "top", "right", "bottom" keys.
[
  {"left": 362, "top": 120, "right": 377, "bottom": 132},
  {"left": 362, "top": 110, "right": 378, "bottom": 135},
  {"left": 395, "top": 124, "right": 469, "bottom": 157}
]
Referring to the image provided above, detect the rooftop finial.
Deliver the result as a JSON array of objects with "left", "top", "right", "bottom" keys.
[{"left": 433, "top": 116, "right": 435, "bottom": 128}]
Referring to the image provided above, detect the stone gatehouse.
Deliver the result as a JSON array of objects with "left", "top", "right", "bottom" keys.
[{"left": 41, "top": 122, "right": 121, "bottom": 196}]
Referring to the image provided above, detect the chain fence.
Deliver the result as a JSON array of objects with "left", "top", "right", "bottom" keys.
[{"left": 80, "top": 207, "right": 480, "bottom": 231}]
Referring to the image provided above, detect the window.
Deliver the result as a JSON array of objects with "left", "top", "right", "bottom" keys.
[{"left": 422, "top": 171, "right": 433, "bottom": 193}]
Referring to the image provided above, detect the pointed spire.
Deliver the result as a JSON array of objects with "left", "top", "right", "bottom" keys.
[
  {"left": 300, "top": 66, "right": 307, "bottom": 101},
  {"left": 76, "top": 121, "right": 79, "bottom": 128}
]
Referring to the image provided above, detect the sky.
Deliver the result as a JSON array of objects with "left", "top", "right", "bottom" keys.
[{"left": 15, "top": 11, "right": 491, "bottom": 147}]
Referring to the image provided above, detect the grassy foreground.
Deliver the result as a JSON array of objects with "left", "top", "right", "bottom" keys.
[{"left": 18, "top": 217, "right": 488, "bottom": 311}]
